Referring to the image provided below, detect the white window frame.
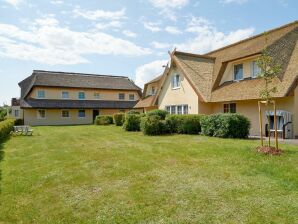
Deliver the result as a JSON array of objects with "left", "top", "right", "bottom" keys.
[
  {"left": 165, "top": 104, "right": 188, "bottom": 114},
  {"left": 37, "top": 90, "right": 45, "bottom": 99},
  {"left": 37, "top": 109, "right": 46, "bottom": 119},
  {"left": 129, "top": 94, "right": 135, "bottom": 101},
  {"left": 251, "top": 61, "right": 260, "bottom": 78},
  {"left": 61, "top": 91, "right": 69, "bottom": 99},
  {"left": 151, "top": 86, "right": 156, "bottom": 95},
  {"left": 94, "top": 92, "right": 100, "bottom": 100},
  {"left": 78, "top": 91, "right": 85, "bottom": 100},
  {"left": 234, "top": 64, "right": 244, "bottom": 81},
  {"left": 172, "top": 74, "right": 181, "bottom": 89},
  {"left": 14, "top": 109, "right": 20, "bottom": 117},
  {"left": 119, "top": 93, "right": 125, "bottom": 100},
  {"left": 78, "top": 109, "right": 86, "bottom": 118},
  {"left": 61, "top": 110, "right": 70, "bottom": 118}
]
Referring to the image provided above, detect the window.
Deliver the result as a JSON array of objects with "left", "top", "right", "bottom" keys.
[
  {"left": 62, "top": 91, "right": 69, "bottom": 99},
  {"left": 252, "top": 61, "right": 260, "bottom": 78},
  {"left": 234, "top": 64, "right": 243, "bottom": 80},
  {"left": 129, "top": 94, "right": 135, "bottom": 100},
  {"left": 78, "top": 110, "right": 85, "bottom": 118},
  {"left": 37, "top": 90, "right": 45, "bottom": 98},
  {"left": 223, "top": 103, "right": 236, "bottom": 113},
  {"left": 172, "top": 74, "right": 181, "bottom": 89},
  {"left": 61, "top": 110, "right": 70, "bottom": 118},
  {"left": 151, "top": 86, "right": 156, "bottom": 95},
  {"left": 78, "top": 92, "right": 85, "bottom": 99},
  {"left": 37, "top": 109, "right": 46, "bottom": 119},
  {"left": 14, "top": 109, "right": 19, "bottom": 117},
  {"left": 166, "top": 105, "right": 188, "bottom": 114},
  {"left": 94, "top": 93, "right": 100, "bottom": 100},
  {"left": 119, "top": 93, "right": 125, "bottom": 100}
]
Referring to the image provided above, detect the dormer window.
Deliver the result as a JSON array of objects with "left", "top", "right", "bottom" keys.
[
  {"left": 172, "top": 74, "right": 180, "bottom": 89},
  {"left": 234, "top": 64, "right": 243, "bottom": 80},
  {"left": 252, "top": 61, "right": 260, "bottom": 78},
  {"left": 151, "top": 86, "right": 156, "bottom": 95},
  {"left": 37, "top": 90, "right": 45, "bottom": 98}
]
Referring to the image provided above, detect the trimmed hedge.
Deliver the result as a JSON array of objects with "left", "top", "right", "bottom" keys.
[
  {"left": 113, "top": 113, "right": 125, "bottom": 126},
  {"left": 0, "top": 119, "right": 15, "bottom": 142},
  {"left": 123, "top": 114, "right": 141, "bottom": 131},
  {"left": 95, "top": 115, "right": 113, "bottom": 125},
  {"left": 127, "top": 110, "right": 140, "bottom": 115},
  {"left": 140, "top": 115, "right": 169, "bottom": 136},
  {"left": 201, "top": 113, "right": 250, "bottom": 138},
  {"left": 166, "top": 114, "right": 203, "bottom": 134},
  {"left": 146, "top": 109, "right": 169, "bottom": 120}
]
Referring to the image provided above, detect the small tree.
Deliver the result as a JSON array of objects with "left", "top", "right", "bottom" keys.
[{"left": 257, "top": 49, "right": 281, "bottom": 148}]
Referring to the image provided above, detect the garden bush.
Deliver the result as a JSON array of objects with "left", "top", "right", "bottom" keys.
[
  {"left": 166, "top": 114, "right": 203, "bottom": 134},
  {"left": 201, "top": 113, "right": 250, "bottom": 138},
  {"left": 140, "top": 115, "right": 169, "bottom": 135},
  {"left": 95, "top": 115, "right": 113, "bottom": 125},
  {"left": 146, "top": 109, "right": 168, "bottom": 120},
  {"left": 14, "top": 119, "right": 24, "bottom": 126},
  {"left": 0, "top": 119, "right": 15, "bottom": 142},
  {"left": 127, "top": 110, "right": 140, "bottom": 115},
  {"left": 113, "top": 113, "right": 125, "bottom": 126},
  {"left": 123, "top": 114, "right": 141, "bottom": 131}
]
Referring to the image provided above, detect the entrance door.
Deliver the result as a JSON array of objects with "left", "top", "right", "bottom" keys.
[{"left": 93, "top": 110, "right": 99, "bottom": 121}]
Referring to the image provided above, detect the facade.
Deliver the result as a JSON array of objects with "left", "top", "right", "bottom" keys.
[
  {"left": 155, "top": 21, "right": 298, "bottom": 138},
  {"left": 17, "top": 70, "right": 142, "bottom": 126},
  {"left": 134, "top": 68, "right": 168, "bottom": 112}
]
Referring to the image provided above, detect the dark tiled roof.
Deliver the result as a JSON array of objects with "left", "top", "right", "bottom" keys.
[
  {"left": 19, "top": 70, "right": 141, "bottom": 99},
  {"left": 21, "top": 99, "right": 137, "bottom": 109}
]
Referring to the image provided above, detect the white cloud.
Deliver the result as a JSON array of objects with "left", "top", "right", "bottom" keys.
[
  {"left": 95, "top": 21, "right": 122, "bottom": 30},
  {"left": 3, "top": 0, "right": 22, "bottom": 8},
  {"left": 135, "top": 60, "right": 168, "bottom": 88},
  {"left": 0, "top": 15, "right": 151, "bottom": 65},
  {"left": 175, "top": 16, "right": 254, "bottom": 53},
  {"left": 122, "top": 30, "right": 137, "bottom": 38},
  {"left": 151, "top": 41, "right": 171, "bottom": 49},
  {"left": 220, "top": 0, "right": 248, "bottom": 4},
  {"left": 73, "top": 7, "right": 126, "bottom": 21},
  {"left": 143, "top": 21, "right": 161, "bottom": 32},
  {"left": 165, "top": 26, "right": 182, "bottom": 34},
  {"left": 149, "top": 0, "right": 188, "bottom": 21},
  {"left": 50, "top": 0, "right": 63, "bottom": 5},
  {"left": 150, "top": 0, "right": 188, "bottom": 8}
]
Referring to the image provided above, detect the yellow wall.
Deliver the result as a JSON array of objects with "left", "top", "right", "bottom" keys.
[
  {"left": 9, "top": 106, "right": 23, "bottom": 119},
  {"left": 23, "top": 108, "right": 133, "bottom": 126},
  {"left": 158, "top": 67, "right": 199, "bottom": 114},
  {"left": 29, "top": 87, "right": 140, "bottom": 101},
  {"left": 211, "top": 97, "right": 295, "bottom": 136},
  {"left": 220, "top": 55, "right": 260, "bottom": 84},
  {"left": 294, "top": 86, "right": 298, "bottom": 138}
]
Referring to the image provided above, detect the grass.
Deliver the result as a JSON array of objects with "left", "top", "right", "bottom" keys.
[{"left": 0, "top": 125, "right": 297, "bottom": 223}]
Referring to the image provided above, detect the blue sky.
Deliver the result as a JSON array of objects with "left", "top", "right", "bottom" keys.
[{"left": 0, "top": 0, "right": 297, "bottom": 105}]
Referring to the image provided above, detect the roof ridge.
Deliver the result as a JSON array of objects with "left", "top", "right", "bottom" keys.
[
  {"left": 174, "top": 51, "right": 216, "bottom": 60},
  {"left": 33, "top": 70, "right": 129, "bottom": 79},
  {"left": 205, "top": 20, "right": 298, "bottom": 55}
]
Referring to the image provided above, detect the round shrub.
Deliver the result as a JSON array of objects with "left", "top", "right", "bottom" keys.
[
  {"left": 140, "top": 115, "right": 169, "bottom": 135},
  {"left": 146, "top": 109, "right": 168, "bottom": 120},
  {"left": 201, "top": 113, "right": 250, "bottom": 138},
  {"left": 95, "top": 115, "right": 113, "bottom": 125},
  {"left": 123, "top": 114, "right": 141, "bottom": 131},
  {"left": 113, "top": 113, "right": 125, "bottom": 126},
  {"left": 166, "top": 114, "right": 203, "bottom": 134}
]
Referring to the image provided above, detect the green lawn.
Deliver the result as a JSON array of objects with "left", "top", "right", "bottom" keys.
[{"left": 0, "top": 125, "right": 297, "bottom": 223}]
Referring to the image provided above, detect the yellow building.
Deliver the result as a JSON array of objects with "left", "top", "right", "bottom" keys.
[
  {"left": 17, "top": 70, "right": 142, "bottom": 126},
  {"left": 155, "top": 21, "right": 298, "bottom": 139}
]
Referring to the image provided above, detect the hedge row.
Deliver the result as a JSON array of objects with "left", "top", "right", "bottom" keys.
[
  {"left": 0, "top": 119, "right": 15, "bottom": 143},
  {"left": 113, "top": 113, "right": 125, "bottom": 126},
  {"left": 201, "top": 113, "right": 250, "bottom": 138},
  {"left": 123, "top": 114, "right": 142, "bottom": 131},
  {"left": 166, "top": 114, "right": 203, "bottom": 134}
]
